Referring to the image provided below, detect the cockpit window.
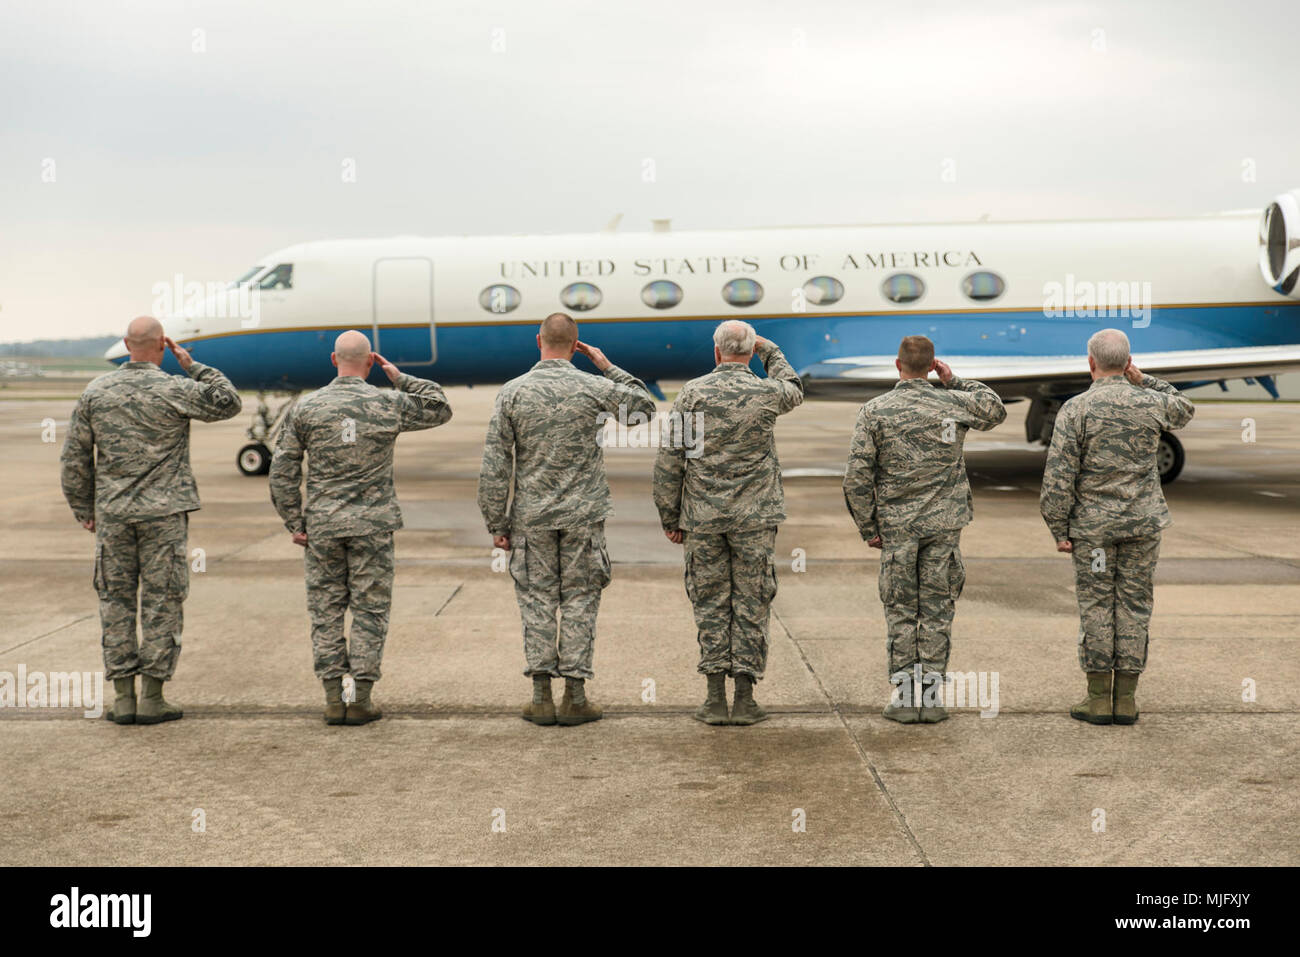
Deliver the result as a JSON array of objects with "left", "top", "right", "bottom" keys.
[
  {"left": 230, "top": 266, "right": 267, "bottom": 288},
  {"left": 257, "top": 264, "right": 293, "bottom": 290}
]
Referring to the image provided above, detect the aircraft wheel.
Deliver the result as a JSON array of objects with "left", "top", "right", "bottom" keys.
[
  {"left": 1157, "top": 432, "right": 1184, "bottom": 485},
  {"left": 237, "top": 443, "right": 272, "bottom": 476}
]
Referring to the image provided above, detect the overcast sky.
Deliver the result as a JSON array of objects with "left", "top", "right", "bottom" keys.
[{"left": 2, "top": 0, "right": 1297, "bottom": 341}]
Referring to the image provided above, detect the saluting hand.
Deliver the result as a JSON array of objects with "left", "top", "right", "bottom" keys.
[
  {"left": 932, "top": 360, "right": 954, "bottom": 385},
  {"left": 372, "top": 352, "right": 401, "bottom": 383},
  {"left": 575, "top": 341, "right": 612, "bottom": 372},
  {"left": 164, "top": 337, "right": 194, "bottom": 371},
  {"left": 1123, "top": 360, "right": 1143, "bottom": 385}
]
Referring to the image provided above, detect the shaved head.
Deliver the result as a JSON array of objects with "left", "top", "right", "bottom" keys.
[
  {"left": 123, "top": 315, "right": 165, "bottom": 362},
  {"left": 539, "top": 312, "right": 579, "bottom": 351},
  {"left": 334, "top": 329, "right": 372, "bottom": 363},
  {"left": 125, "top": 316, "right": 163, "bottom": 347},
  {"left": 898, "top": 335, "right": 935, "bottom": 375}
]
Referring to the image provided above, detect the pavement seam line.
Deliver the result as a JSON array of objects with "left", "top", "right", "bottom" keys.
[
  {"left": 0, "top": 613, "right": 95, "bottom": 656},
  {"left": 433, "top": 583, "right": 463, "bottom": 617},
  {"left": 773, "top": 608, "right": 932, "bottom": 867}
]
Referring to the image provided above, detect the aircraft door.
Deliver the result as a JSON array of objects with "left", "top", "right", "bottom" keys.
[{"left": 372, "top": 257, "right": 435, "bottom": 364}]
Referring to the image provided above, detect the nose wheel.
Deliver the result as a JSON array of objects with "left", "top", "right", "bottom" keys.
[
  {"left": 237, "top": 442, "right": 272, "bottom": 476},
  {"left": 1157, "top": 431, "right": 1184, "bottom": 484}
]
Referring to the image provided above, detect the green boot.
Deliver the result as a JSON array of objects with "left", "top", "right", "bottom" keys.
[
  {"left": 1070, "top": 672, "right": 1113, "bottom": 725},
  {"left": 730, "top": 674, "right": 769, "bottom": 726},
  {"left": 1113, "top": 671, "right": 1140, "bottom": 725},
  {"left": 521, "top": 675, "right": 556, "bottom": 726},
  {"left": 883, "top": 673, "right": 920, "bottom": 724},
  {"left": 136, "top": 675, "right": 182, "bottom": 725},
  {"left": 344, "top": 679, "right": 382, "bottom": 725},
  {"left": 557, "top": 678, "right": 603, "bottom": 726},
  {"left": 323, "top": 677, "right": 345, "bottom": 726},
  {"left": 693, "top": 673, "right": 729, "bottom": 726},
  {"left": 104, "top": 677, "right": 136, "bottom": 725},
  {"left": 919, "top": 673, "right": 949, "bottom": 724}
]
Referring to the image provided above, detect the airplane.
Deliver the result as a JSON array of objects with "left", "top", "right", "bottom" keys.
[{"left": 108, "top": 191, "right": 1300, "bottom": 482}]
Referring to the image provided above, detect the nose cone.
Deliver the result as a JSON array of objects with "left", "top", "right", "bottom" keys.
[{"left": 104, "top": 338, "right": 127, "bottom": 361}]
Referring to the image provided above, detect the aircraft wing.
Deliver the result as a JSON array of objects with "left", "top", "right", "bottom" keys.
[{"left": 801, "top": 344, "right": 1300, "bottom": 399}]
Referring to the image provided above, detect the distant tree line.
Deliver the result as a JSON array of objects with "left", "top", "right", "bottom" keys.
[{"left": 0, "top": 336, "right": 118, "bottom": 358}]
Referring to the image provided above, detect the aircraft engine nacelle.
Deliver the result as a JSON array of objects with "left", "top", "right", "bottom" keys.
[{"left": 1259, "top": 190, "right": 1300, "bottom": 296}]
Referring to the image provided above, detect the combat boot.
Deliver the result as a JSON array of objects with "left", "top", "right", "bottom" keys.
[
  {"left": 1069, "top": 671, "right": 1113, "bottom": 725},
  {"left": 104, "top": 677, "right": 136, "bottom": 725},
  {"left": 1113, "top": 671, "right": 1140, "bottom": 725},
  {"left": 345, "top": 679, "right": 382, "bottom": 725},
  {"left": 882, "top": 674, "right": 920, "bottom": 724},
  {"left": 322, "top": 677, "right": 345, "bottom": 725},
  {"left": 919, "top": 673, "right": 949, "bottom": 723},
  {"left": 521, "top": 675, "right": 556, "bottom": 726},
  {"left": 557, "top": 678, "right": 603, "bottom": 726},
  {"left": 693, "top": 673, "right": 729, "bottom": 725},
  {"left": 136, "top": 675, "right": 183, "bottom": 725},
  {"left": 730, "top": 674, "right": 769, "bottom": 726}
]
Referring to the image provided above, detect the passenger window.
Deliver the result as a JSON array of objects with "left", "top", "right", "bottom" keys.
[
  {"left": 641, "top": 280, "right": 683, "bottom": 309},
  {"left": 479, "top": 284, "right": 521, "bottom": 314},
  {"left": 561, "top": 282, "right": 602, "bottom": 311},
  {"left": 803, "top": 276, "right": 844, "bottom": 305},
  {"left": 962, "top": 271, "right": 1005, "bottom": 301},
  {"left": 881, "top": 273, "right": 924, "bottom": 304},
  {"left": 721, "top": 278, "right": 764, "bottom": 307}
]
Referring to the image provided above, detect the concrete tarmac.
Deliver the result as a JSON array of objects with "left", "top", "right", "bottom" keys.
[{"left": 1, "top": 379, "right": 1297, "bottom": 865}]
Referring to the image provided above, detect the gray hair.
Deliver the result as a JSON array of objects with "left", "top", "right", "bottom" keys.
[
  {"left": 713, "top": 320, "right": 756, "bottom": 358},
  {"left": 1088, "top": 328, "right": 1130, "bottom": 373}
]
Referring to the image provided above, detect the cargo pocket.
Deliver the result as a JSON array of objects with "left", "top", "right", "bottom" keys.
[
  {"left": 878, "top": 552, "right": 897, "bottom": 605},
  {"left": 170, "top": 542, "right": 190, "bottom": 601},
  {"left": 683, "top": 551, "right": 698, "bottom": 604},
  {"left": 92, "top": 543, "right": 108, "bottom": 598},
  {"left": 947, "top": 545, "right": 966, "bottom": 601},
  {"left": 591, "top": 531, "right": 612, "bottom": 589},
  {"left": 508, "top": 536, "right": 528, "bottom": 587}
]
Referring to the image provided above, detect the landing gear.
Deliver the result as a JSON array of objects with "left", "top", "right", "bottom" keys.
[
  {"left": 237, "top": 443, "right": 272, "bottom": 476},
  {"left": 237, "top": 391, "right": 299, "bottom": 476},
  {"left": 1157, "top": 431, "right": 1184, "bottom": 484}
]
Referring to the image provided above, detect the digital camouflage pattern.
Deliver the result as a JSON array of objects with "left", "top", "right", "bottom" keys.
[
  {"left": 305, "top": 532, "right": 394, "bottom": 681},
  {"left": 61, "top": 360, "right": 242, "bottom": 524},
  {"left": 1039, "top": 373, "right": 1194, "bottom": 544},
  {"left": 269, "top": 373, "right": 452, "bottom": 538},
  {"left": 842, "top": 375, "right": 1006, "bottom": 542},
  {"left": 95, "top": 513, "right": 189, "bottom": 681},
  {"left": 683, "top": 526, "right": 778, "bottom": 679},
  {"left": 1071, "top": 534, "right": 1160, "bottom": 674},
  {"left": 477, "top": 359, "right": 656, "bottom": 535},
  {"left": 652, "top": 341, "right": 803, "bottom": 533},
  {"left": 877, "top": 531, "right": 965, "bottom": 679},
  {"left": 508, "top": 522, "right": 611, "bottom": 679}
]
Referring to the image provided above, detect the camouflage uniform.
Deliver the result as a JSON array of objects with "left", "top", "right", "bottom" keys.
[
  {"left": 478, "top": 359, "right": 655, "bottom": 679},
  {"left": 60, "top": 359, "right": 242, "bottom": 680},
  {"left": 843, "top": 375, "right": 1006, "bottom": 678},
  {"left": 270, "top": 373, "right": 452, "bottom": 681},
  {"left": 653, "top": 342, "right": 804, "bottom": 680},
  {"left": 1040, "top": 373, "right": 1194, "bottom": 673}
]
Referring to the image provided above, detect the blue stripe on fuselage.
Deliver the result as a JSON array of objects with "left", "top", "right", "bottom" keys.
[{"left": 131, "top": 303, "right": 1300, "bottom": 389}]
